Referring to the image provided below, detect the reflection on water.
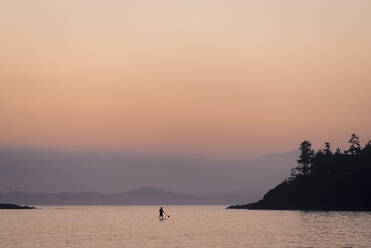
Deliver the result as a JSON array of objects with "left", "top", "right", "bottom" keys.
[{"left": 0, "top": 206, "right": 370, "bottom": 247}]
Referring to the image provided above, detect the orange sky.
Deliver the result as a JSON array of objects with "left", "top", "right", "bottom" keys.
[{"left": 1, "top": 0, "right": 370, "bottom": 158}]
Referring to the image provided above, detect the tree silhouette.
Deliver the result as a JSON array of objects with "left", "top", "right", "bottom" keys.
[
  {"left": 324, "top": 142, "right": 332, "bottom": 155},
  {"left": 230, "top": 133, "right": 371, "bottom": 211},
  {"left": 347, "top": 133, "right": 361, "bottom": 155},
  {"left": 335, "top": 148, "right": 341, "bottom": 155},
  {"left": 363, "top": 140, "right": 371, "bottom": 152},
  {"left": 296, "top": 140, "right": 314, "bottom": 176}
]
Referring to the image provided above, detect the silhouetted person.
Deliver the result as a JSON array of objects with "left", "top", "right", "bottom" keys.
[{"left": 159, "top": 206, "right": 164, "bottom": 220}]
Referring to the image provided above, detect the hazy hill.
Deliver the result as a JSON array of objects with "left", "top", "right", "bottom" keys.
[
  {"left": 0, "top": 146, "right": 298, "bottom": 197},
  {"left": 0, "top": 187, "right": 254, "bottom": 205}
]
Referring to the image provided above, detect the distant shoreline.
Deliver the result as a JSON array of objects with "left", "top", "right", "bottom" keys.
[
  {"left": 226, "top": 204, "right": 371, "bottom": 212},
  {"left": 0, "top": 187, "right": 257, "bottom": 205},
  {"left": 0, "top": 203, "right": 36, "bottom": 209}
]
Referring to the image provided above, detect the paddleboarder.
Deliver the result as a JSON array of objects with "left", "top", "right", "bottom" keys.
[
  {"left": 159, "top": 206, "right": 164, "bottom": 220},
  {"left": 159, "top": 206, "right": 169, "bottom": 220}
]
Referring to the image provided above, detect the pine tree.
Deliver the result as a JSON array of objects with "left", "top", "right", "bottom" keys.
[
  {"left": 324, "top": 142, "right": 332, "bottom": 156},
  {"left": 296, "top": 140, "right": 314, "bottom": 176},
  {"left": 347, "top": 133, "right": 361, "bottom": 155}
]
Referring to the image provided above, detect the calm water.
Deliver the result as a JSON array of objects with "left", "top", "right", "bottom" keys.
[{"left": 1, "top": 205, "right": 370, "bottom": 248}]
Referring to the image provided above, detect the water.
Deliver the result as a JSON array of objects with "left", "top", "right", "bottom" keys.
[{"left": 1, "top": 205, "right": 370, "bottom": 248}]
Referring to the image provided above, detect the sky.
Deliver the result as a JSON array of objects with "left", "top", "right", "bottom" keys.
[{"left": 1, "top": 0, "right": 371, "bottom": 158}]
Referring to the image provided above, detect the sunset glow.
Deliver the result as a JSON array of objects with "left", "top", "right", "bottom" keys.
[{"left": 1, "top": 0, "right": 370, "bottom": 157}]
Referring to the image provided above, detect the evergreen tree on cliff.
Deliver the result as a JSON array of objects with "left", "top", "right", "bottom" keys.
[
  {"left": 228, "top": 133, "right": 371, "bottom": 210},
  {"left": 291, "top": 140, "right": 314, "bottom": 177}
]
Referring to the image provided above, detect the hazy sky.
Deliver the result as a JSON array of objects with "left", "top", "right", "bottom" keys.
[{"left": 1, "top": 0, "right": 371, "bottom": 158}]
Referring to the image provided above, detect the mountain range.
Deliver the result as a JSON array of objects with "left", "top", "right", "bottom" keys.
[
  {"left": 0, "top": 187, "right": 257, "bottom": 205},
  {"left": 0, "top": 146, "right": 298, "bottom": 203}
]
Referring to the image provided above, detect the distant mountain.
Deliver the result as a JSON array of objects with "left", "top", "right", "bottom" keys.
[
  {"left": 0, "top": 146, "right": 298, "bottom": 195},
  {"left": 0, "top": 187, "right": 256, "bottom": 205},
  {"left": 245, "top": 150, "right": 298, "bottom": 189}
]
